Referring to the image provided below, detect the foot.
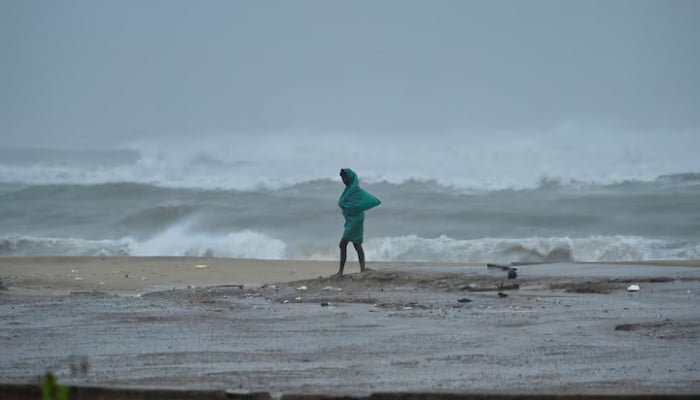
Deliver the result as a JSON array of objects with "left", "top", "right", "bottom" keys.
[
  {"left": 332, "top": 272, "right": 344, "bottom": 278},
  {"left": 361, "top": 267, "right": 375, "bottom": 273}
]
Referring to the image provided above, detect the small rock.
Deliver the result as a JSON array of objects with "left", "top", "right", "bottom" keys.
[
  {"left": 457, "top": 298, "right": 472, "bottom": 303},
  {"left": 320, "top": 302, "right": 330, "bottom": 307},
  {"left": 498, "top": 292, "right": 508, "bottom": 298}
]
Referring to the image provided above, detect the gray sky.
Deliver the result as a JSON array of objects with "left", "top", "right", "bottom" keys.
[{"left": 2, "top": 0, "right": 699, "bottom": 147}]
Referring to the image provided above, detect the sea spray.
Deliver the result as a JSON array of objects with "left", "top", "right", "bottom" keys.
[{"left": 3, "top": 127, "right": 700, "bottom": 191}]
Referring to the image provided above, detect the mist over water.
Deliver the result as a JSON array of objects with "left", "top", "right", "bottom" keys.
[{"left": 2, "top": 128, "right": 699, "bottom": 191}]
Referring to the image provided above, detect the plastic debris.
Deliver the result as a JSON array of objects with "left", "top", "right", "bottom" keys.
[
  {"left": 627, "top": 284, "right": 640, "bottom": 292},
  {"left": 283, "top": 300, "right": 289, "bottom": 304},
  {"left": 195, "top": 264, "right": 208, "bottom": 269},
  {"left": 322, "top": 286, "right": 343, "bottom": 291},
  {"left": 296, "top": 285, "right": 308, "bottom": 291}
]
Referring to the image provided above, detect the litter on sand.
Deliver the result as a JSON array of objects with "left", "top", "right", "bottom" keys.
[
  {"left": 627, "top": 284, "right": 640, "bottom": 292},
  {"left": 195, "top": 264, "right": 208, "bottom": 269}
]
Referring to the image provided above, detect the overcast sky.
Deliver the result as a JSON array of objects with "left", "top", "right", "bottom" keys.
[{"left": 1, "top": 0, "right": 699, "bottom": 147}]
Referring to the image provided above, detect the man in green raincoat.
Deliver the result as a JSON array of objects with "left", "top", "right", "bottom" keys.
[{"left": 336, "top": 168, "right": 381, "bottom": 276}]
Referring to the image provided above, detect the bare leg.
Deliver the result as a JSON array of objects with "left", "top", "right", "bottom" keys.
[
  {"left": 353, "top": 242, "right": 366, "bottom": 272},
  {"left": 337, "top": 239, "right": 349, "bottom": 276}
]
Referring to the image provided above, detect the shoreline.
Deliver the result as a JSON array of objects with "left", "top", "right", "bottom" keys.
[{"left": 1, "top": 256, "right": 699, "bottom": 295}]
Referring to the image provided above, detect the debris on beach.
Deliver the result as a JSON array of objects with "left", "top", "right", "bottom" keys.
[
  {"left": 457, "top": 298, "right": 472, "bottom": 303},
  {"left": 214, "top": 284, "right": 245, "bottom": 290},
  {"left": 463, "top": 283, "right": 519, "bottom": 292},
  {"left": 498, "top": 283, "right": 520, "bottom": 290},
  {"left": 195, "top": 264, "right": 208, "bottom": 269},
  {"left": 296, "top": 285, "right": 308, "bottom": 291},
  {"left": 323, "top": 286, "right": 343, "bottom": 291},
  {"left": 320, "top": 302, "right": 330, "bottom": 307},
  {"left": 487, "top": 263, "right": 518, "bottom": 279},
  {"left": 498, "top": 292, "right": 509, "bottom": 298},
  {"left": 627, "top": 284, "right": 641, "bottom": 292},
  {"left": 551, "top": 281, "right": 611, "bottom": 294}
]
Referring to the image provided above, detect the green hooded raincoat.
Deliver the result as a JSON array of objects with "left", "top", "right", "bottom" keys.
[{"left": 338, "top": 168, "right": 381, "bottom": 243}]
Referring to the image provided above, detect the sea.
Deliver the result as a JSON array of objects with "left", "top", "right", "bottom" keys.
[{"left": 1, "top": 130, "right": 699, "bottom": 263}]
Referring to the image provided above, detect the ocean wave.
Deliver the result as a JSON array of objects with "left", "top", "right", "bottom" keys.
[
  {"left": 128, "top": 224, "right": 287, "bottom": 259},
  {"left": 655, "top": 172, "right": 700, "bottom": 184},
  {"left": 0, "top": 229, "right": 287, "bottom": 259},
  {"left": 3, "top": 170, "right": 700, "bottom": 200},
  {"left": 3, "top": 134, "right": 700, "bottom": 191},
  {"left": 0, "top": 235, "right": 134, "bottom": 257},
  {"left": 309, "top": 235, "right": 700, "bottom": 263},
  {"left": 2, "top": 233, "right": 698, "bottom": 262}
]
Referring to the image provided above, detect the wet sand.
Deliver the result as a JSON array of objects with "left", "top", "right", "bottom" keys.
[{"left": 1, "top": 257, "right": 699, "bottom": 394}]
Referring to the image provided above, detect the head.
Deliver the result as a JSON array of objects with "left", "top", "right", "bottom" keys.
[{"left": 339, "top": 169, "right": 350, "bottom": 186}]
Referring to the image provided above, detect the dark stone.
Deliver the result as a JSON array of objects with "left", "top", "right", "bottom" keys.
[{"left": 457, "top": 298, "right": 472, "bottom": 303}]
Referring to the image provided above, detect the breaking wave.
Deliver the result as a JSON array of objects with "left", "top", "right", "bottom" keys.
[
  {"left": 309, "top": 235, "right": 700, "bottom": 263},
  {"left": 0, "top": 229, "right": 287, "bottom": 259},
  {"left": 5, "top": 232, "right": 691, "bottom": 263}
]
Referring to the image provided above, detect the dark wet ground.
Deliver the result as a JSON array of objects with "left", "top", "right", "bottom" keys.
[{"left": 1, "top": 263, "right": 699, "bottom": 394}]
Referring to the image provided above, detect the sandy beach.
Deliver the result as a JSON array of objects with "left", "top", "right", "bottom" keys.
[
  {"left": 1, "top": 257, "right": 700, "bottom": 394},
  {"left": 0, "top": 257, "right": 356, "bottom": 295}
]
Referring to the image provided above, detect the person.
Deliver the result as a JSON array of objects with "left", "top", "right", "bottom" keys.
[{"left": 336, "top": 168, "right": 381, "bottom": 276}]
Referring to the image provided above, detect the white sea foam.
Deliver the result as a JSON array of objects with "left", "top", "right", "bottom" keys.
[
  {"left": 0, "top": 234, "right": 134, "bottom": 257},
  {"left": 309, "top": 235, "right": 700, "bottom": 263},
  {"left": 0, "top": 229, "right": 287, "bottom": 259},
  {"left": 129, "top": 223, "right": 287, "bottom": 259},
  {"left": 2, "top": 128, "right": 699, "bottom": 191},
  {"left": 1, "top": 232, "right": 698, "bottom": 262}
]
